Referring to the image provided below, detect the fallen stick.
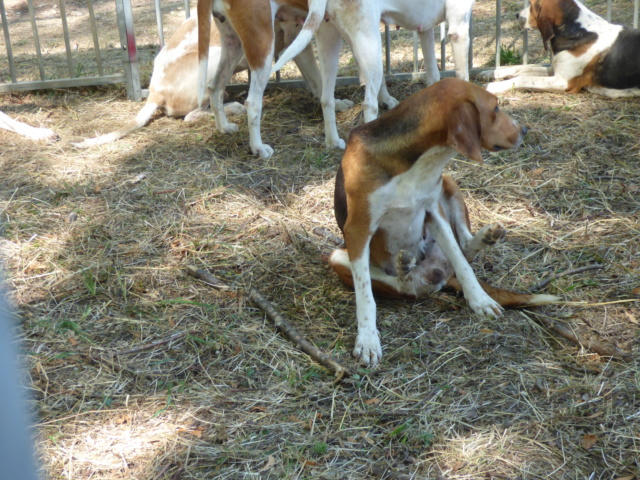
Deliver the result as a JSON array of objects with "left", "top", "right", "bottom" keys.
[
  {"left": 85, "top": 331, "right": 193, "bottom": 376},
  {"left": 525, "top": 311, "right": 631, "bottom": 361},
  {"left": 112, "top": 331, "right": 193, "bottom": 356},
  {"left": 529, "top": 264, "right": 604, "bottom": 293},
  {"left": 186, "top": 265, "right": 352, "bottom": 380},
  {"left": 312, "top": 226, "right": 344, "bottom": 247}
]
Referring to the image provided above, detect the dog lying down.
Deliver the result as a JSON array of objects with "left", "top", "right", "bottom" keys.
[
  {"left": 74, "top": 8, "right": 350, "bottom": 148},
  {"left": 328, "top": 78, "right": 560, "bottom": 365}
]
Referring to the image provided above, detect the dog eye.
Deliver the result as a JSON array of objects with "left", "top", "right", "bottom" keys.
[{"left": 494, "top": 106, "right": 499, "bottom": 113}]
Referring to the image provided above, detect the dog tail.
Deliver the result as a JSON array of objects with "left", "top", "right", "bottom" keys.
[
  {"left": 272, "top": 0, "right": 327, "bottom": 73},
  {"left": 196, "top": 0, "right": 213, "bottom": 108},
  {"left": 71, "top": 101, "right": 159, "bottom": 148},
  {"left": 446, "top": 277, "right": 560, "bottom": 307}
]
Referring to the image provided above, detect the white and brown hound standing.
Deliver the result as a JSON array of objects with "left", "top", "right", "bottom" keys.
[
  {"left": 196, "top": 0, "right": 475, "bottom": 157},
  {"left": 73, "top": 10, "right": 327, "bottom": 148}
]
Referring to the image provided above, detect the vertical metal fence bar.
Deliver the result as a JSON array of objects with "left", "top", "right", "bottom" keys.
[
  {"left": 384, "top": 25, "right": 391, "bottom": 75},
  {"left": 0, "top": 0, "right": 16, "bottom": 82},
  {"left": 523, "top": 0, "right": 529, "bottom": 64},
  {"left": 440, "top": 22, "right": 446, "bottom": 72},
  {"left": 412, "top": 31, "right": 419, "bottom": 75},
  {"left": 155, "top": 0, "right": 165, "bottom": 47},
  {"left": 87, "top": 0, "right": 104, "bottom": 76},
  {"left": 468, "top": 16, "right": 473, "bottom": 69},
  {"left": 634, "top": 0, "right": 638, "bottom": 28},
  {"left": 495, "top": 0, "right": 501, "bottom": 69},
  {"left": 58, "top": 0, "right": 75, "bottom": 77},
  {"left": 606, "top": 0, "right": 612, "bottom": 21},
  {"left": 184, "top": 0, "right": 191, "bottom": 19},
  {"left": 27, "top": 0, "right": 45, "bottom": 80},
  {"left": 115, "top": 0, "right": 142, "bottom": 100}
]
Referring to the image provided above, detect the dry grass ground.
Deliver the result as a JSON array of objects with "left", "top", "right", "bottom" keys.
[{"left": 1, "top": 0, "right": 639, "bottom": 479}]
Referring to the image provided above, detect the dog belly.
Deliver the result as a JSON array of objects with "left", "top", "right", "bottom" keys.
[
  {"left": 379, "top": 0, "right": 445, "bottom": 31},
  {"left": 376, "top": 208, "right": 426, "bottom": 269}
]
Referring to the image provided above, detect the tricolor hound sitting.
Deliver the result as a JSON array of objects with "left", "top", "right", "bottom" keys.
[
  {"left": 197, "top": 0, "right": 475, "bottom": 158},
  {"left": 328, "top": 78, "right": 559, "bottom": 366},
  {"left": 483, "top": 0, "right": 640, "bottom": 97},
  {"left": 73, "top": 9, "right": 327, "bottom": 148}
]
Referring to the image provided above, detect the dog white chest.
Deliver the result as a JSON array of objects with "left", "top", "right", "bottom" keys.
[{"left": 368, "top": 147, "right": 455, "bottom": 249}]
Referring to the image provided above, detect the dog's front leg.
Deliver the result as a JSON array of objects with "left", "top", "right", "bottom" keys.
[
  {"left": 208, "top": 20, "right": 244, "bottom": 135},
  {"left": 351, "top": 254, "right": 382, "bottom": 365},
  {"left": 417, "top": 29, "right": 441, "bottom": 85},
  {"left": 315, "top": 23, "right": 346, "bottom": 149},
  {"left": 485, "top": 75, "right": 569, "bottom": 94},
  {"left": 446, "top": 3, "right": 473, "bottom": 81},
  {"left": 426, "top": 210, "right": 503, "bottom": 318},
  {"left": 344, "top": 223, "right": 382, "bottom": 366},
  {"left": 478, "top": 64, "right": 553, "bottom": 82}
]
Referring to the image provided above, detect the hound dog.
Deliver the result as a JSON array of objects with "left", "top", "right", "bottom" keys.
[
  {"left": 0, "top": 110, "right": 57, "bottom": 141},
  {"left": 483, "top": 0, "right": 640, "bottom": 97},
  {"left": 197, "top": 0, "right": 475, "bottom": 158},
  {"left": 73, "top": 9, "right": 324, "bottom": 148},
  {"left": 328, "top": 78, "right": 559, "bottom": 366}
]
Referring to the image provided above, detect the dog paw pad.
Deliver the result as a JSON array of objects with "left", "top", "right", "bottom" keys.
[{"left": 482, "top": 224, "right": 507, "bottom": 245}]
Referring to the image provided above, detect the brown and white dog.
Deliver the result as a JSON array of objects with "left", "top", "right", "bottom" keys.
[
  {"left": 197, "top": 0, "right": 475, "bottom": 158},
  {"left": 0, "top": 110, "right": 57, "bottom": 141},
  {"left": 328, "top": 78, "right": 559, "bottom": 365},
  {"left": 483, "top": 0, "right": 640, "bottom": 97},
  {"left": 196, "top": 0, "right": 353, "bottom": 158},
  {"left": 73, "top": 11, "right": 329, "bottom": 148}
]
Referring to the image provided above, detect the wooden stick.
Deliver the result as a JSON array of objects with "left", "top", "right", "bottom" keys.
[
  {"left": 529, "top": 264, "right": 604, "bottom": 292},
  {"left": 85, "top": 331, "right": 193, "bottom": 376},
  {"left": 525, "top": 311, "right": 631, "bottom": 361},
  {"left": 112, "top": 331, "right": 193, "bottom": 356},
  {"left": 186, "top": 265, "right": 352, "bottom": 380},
  {"left": 312, "top": 226, "right": 344, "bottom": 247}
]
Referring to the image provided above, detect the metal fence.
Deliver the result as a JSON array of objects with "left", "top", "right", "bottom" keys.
[
  {"left": 1, "top": 0, "right": 638, "bottom": 101},
  {"left": 0, "top": 0, "right": 191, "bottom": 100}
]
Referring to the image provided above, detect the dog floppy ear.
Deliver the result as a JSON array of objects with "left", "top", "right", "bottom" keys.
[
  {"left": 537, "top": 17, "right": 555, "bottom": 50},
  {"left": 534, "top": 0, "right": 556, "bottom": 50},
  {"left": 446, "top": 101, "right": 483, "bottom": 163}
]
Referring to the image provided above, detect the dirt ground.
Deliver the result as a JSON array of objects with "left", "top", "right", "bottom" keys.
[{"left": 1, "top": 0, "right": 639, "bottom": 479}]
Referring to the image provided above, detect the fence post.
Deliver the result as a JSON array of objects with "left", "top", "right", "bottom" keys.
[
  {"left": 495, "top": 0, "right": 501, "bottom": 69},
  {"left": 115, "top": 0, "right": 142, "bottom": 101}
]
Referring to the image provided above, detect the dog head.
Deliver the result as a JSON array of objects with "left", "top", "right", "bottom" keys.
[
  {"left": 444, "top": 79, "right": 527, "bottom": 163},
  {"left": 517, "top": 0, "right": 580, "bottom": 50}
]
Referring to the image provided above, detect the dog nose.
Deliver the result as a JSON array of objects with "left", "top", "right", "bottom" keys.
[
  {"left": 516, "top": 12, "right": 520, "bottom": 20},
  {"left": 521, "top": 125, "right": 529, "bottom": 136},
  {"left": 429, "top": 268, "right": 445, "bottom": 285}
]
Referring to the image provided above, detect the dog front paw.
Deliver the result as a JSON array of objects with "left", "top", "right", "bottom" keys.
[
  {"left": 335, "top": 98, "right": 355, "bottom": 112},
  {"left": 485, "top": 80, "right": 514, "bottom": 94},
  {"left": 353, "top": 328, "right": 382, "bottom": 366},
  {"left": 481, "top": 223, "right": 507, "bottom": 246},
  {"left": 223, "top": 101, "right": 246, "bottom": 116},
  {"left": 381, "top": 97, "right": 399, "bottom": 110},
  {"left": 219, "top": 122, "right": 239, "bottom": 134},
  {"left": 326, "top": 136, "right": 346, "bottom": 150},
  {"left": 477, "top": 69, "right": 496, "bottom": 82},
  {"left": 468, "top": 294, "right": 503, "bottom": 319},
  {"left": 395, "top": 249, "right": 417, "bottom": 277},
  {"left": 252, "top": 143, "right": 274, "bottom": 159}
]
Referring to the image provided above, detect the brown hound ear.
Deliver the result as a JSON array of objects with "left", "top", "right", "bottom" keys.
[
  {"left": 447, "top": 101, "right": 483, "bottom": 163},
  {"left": 537, "top": 16, "right": 555, "bottom": 50}
]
